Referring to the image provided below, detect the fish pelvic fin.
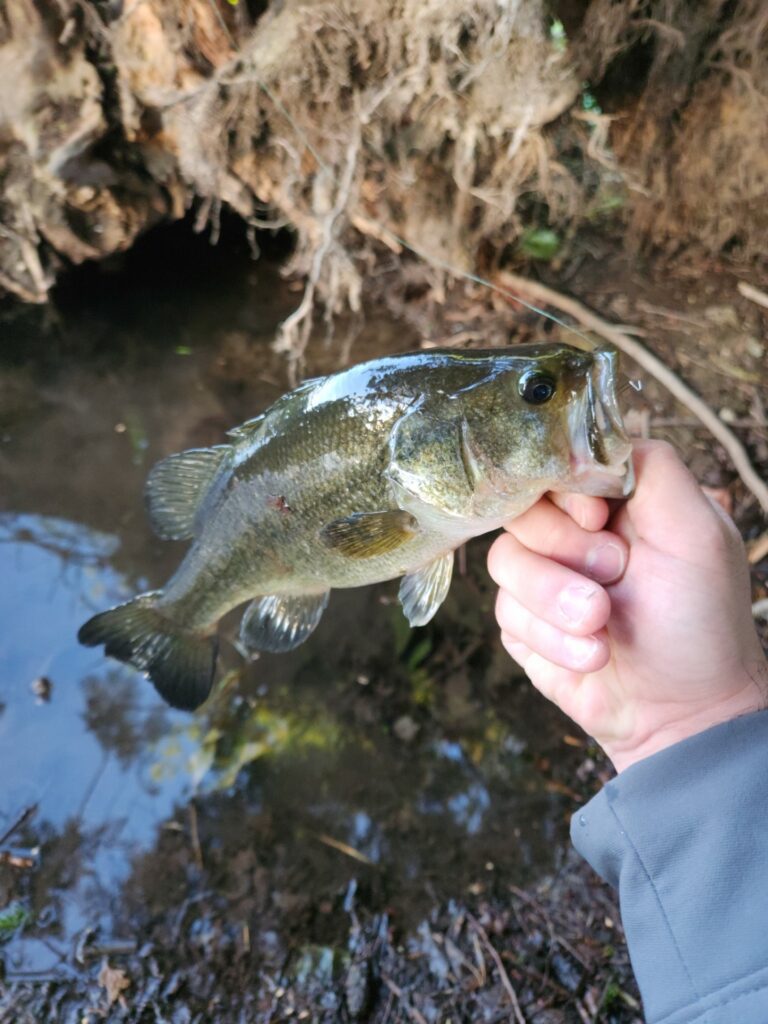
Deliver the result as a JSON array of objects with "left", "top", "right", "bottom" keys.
[
  {"left": 78, "top": 592, "right": 217, "bottom": 711},
  {"left": 239, "top": 591, "right": 330, "bottom": 655},
  {"left": 145, "top": 445, "right": 230, "bottom": 540},
  {"left": 399, "top": 551, "right": 454, "bottom": 627}
]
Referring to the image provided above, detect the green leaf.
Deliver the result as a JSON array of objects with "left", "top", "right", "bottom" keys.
[
  {"left": 519, "top": 228, "right": 561, "bottom": 261},
  {"left": 581, "top": 88, "right": 602, "bottom": 114},
  {"left": 549, "top": 19, "right": 567, "bottom": 53},
  {"left": 407, "top": 636, "right": 432, "bottom": 671},
  {"left": 0, "top": 901, "right": 30, "bottom": 940}
]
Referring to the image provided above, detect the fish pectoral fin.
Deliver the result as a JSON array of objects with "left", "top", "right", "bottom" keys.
[
  {"left": 398, "top": 551, "right": 454, "bottom": 627},
  {"left": 145, "top": 445, "right": 230, "bottom": 540},
  {"left": 319, "top": 510, "right": 419, "bottom": 559},
  {"left": 239, "top": 591, "right": 330, "bottom": 654}
]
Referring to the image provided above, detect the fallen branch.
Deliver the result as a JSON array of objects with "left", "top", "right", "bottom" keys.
[{"left": 495, "top": 271, "right": 768, "bottom": 516}]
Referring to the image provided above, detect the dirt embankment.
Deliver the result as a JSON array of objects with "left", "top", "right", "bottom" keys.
[{"left": 1, "top": 1, "right": 766, "bottom": 342}]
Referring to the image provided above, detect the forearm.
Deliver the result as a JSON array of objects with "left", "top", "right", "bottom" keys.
[{"left": 571, "top": 709, "right": 768, "bottom": 1024}]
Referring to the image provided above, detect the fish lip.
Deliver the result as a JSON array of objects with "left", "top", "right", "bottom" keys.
[{"left": 567, "top": 347, "right": 634, "bottom": 498}]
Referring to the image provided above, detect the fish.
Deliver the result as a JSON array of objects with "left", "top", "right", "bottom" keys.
[{"left": 78, "top": 343, "right": 634, "bottom": 711}]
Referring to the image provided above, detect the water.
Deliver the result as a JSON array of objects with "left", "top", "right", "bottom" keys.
[{"left": 0, "top": 224, "right": 583, "bottom": 982}]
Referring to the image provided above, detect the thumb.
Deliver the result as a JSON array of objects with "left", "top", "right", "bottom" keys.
[{"left": 612, "top": 440, "right": 735, "bottom": 560}]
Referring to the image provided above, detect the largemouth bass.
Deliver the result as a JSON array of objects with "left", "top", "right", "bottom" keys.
[{"left": 79, "top": 344, "right": 634, "bottom": 711}]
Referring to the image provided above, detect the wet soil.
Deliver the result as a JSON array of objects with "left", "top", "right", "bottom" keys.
[{"left": 0, "top": 220, "right": 765, "bottom": 1022}]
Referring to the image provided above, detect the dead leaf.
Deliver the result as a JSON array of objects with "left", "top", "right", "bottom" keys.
[
  {"left": 701, "top": 485, "right": 733, "bottom": 516},
  {"left": 98, "top": 960, "right": 130, "bottom": 1006}
]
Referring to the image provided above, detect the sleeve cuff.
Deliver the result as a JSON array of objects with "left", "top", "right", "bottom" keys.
[{"left": 571, "top": 710, "right": 768, "bottom": 1023}]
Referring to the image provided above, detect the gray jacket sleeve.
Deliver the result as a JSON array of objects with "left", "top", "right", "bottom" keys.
[{"left": 571, "top": 709, "right": 768, "bottom": 1024}]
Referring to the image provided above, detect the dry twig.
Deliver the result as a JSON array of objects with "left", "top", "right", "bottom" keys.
[
  {"left": 313, "top": 832, "right": 375, "bottom": 866},
  {"left": 467, "top": 914, "right": 527, "bottom": 1024},
  {"left": 748, "top": 533, "right": 768, "bottom": 565},
  {"left": 381, "top": 976, "right": 430, "bottom": 1024},
  {"left": 738, "top": 281, "right": 768, "bottom": 311},
  {"left": 495, "top": 271, "right": 768, "bottom": 515},
  {"left": 0, "top": 805, "right": 37, "bottom": 847},
  {"left": 188, "top": 801, "right": 203, "bottom": 871}
]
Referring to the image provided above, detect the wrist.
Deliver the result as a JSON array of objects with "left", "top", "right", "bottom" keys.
[{"left": 604, "top": 667, "right": 768, "bottom": 773}]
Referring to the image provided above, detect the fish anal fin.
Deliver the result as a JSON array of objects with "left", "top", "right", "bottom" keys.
[
  {"left": 320, "top": 510, "right": 419, "bottom": 559},
  {"left": 78, "top": 593, "right": 217, "bottom": 711},
  {"left": 145, "top": 445, "right": 229, "bottom": 540},
  {"left": 239, "top": 591, "right": 330, "bottom": 654},
  {"left": 399, "top": 551, "right": 454, "bottom": 627}
]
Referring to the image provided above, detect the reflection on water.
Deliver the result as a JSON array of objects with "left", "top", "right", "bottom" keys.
[{"left": 0, "top": 230, "right": 584, "bottom": 987}]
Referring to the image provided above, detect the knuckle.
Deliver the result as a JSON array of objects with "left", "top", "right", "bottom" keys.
[{"left": 648, "top": 438, "right": 678, "bottom": 461}]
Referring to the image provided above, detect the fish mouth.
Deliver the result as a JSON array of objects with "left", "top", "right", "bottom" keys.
[{"left": 567, "top": 347, "right": 635, "bottom": 498}]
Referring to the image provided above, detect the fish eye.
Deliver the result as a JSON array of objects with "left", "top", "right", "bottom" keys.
[{"left": 520, "top": 374, "right": 556, "bottom": 405}]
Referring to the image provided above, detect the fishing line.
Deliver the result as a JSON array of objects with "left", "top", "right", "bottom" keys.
[
  {"left": 348, "top": 223, "right": 600, "bottom": 350},
  {"left": 206, "top": 0, "right": 599, "bottom": 350}
]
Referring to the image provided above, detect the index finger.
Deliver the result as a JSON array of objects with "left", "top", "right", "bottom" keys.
[{"left": 546, "top": 493, "right": 611, "bottom": 532}]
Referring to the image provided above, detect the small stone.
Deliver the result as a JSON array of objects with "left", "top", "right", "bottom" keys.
[
  {"left": 704, "top": 304, "right": 740, "bottom": 328},
  {"left": 393, "top": 715, "right": 419, "bottom": 742},
  {"left": 745, "top": 337, "right": 765, "bottom": 359},
  {"left": 31, "top": 676, "right": 52, "bottom": 704},
  {"left": 551, "top": 951, "right": 581, "bottom": 993}
]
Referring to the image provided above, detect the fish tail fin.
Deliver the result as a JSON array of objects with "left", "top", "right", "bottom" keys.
[{"left": 78, "top": 591, "right": 217, "bottom": 711}]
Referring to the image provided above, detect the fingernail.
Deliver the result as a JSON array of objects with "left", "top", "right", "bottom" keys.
[
  {"left": 586, "top": 542, "right": 625, "bottom": 583},
  {"left": 563, "top": 633, "right": 601, "bottom": 668},
  {"left": 558, "top": 584, "right": 598, "bottom": 626}
]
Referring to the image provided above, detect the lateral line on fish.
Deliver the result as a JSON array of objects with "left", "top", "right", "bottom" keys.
[{"left": 203, "top": 0, "right": 598, "bottom": 353}]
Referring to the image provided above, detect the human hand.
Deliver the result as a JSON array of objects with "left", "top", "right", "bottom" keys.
[{"left": 488, "top": 440, "right": 768, "bottom": 772}]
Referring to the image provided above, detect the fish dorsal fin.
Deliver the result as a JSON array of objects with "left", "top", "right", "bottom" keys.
[
  {"left": 225, "top": 413, "right": 265, "bottom": 441},
  {"left": 239, "top": 591, "right": 330, "bottom": 654},
  {"left": 398, "top": 551, "right": 454, "bottom": 627},
  {"left": 320, "top": 510, "right": 419, "bottom": 559},
  {"left": 145, "top": 445, "right": 230, "bottom": 540},
  {"left": 227, "top": 377, "right": 326, "bottom": 445}
]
